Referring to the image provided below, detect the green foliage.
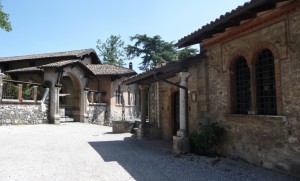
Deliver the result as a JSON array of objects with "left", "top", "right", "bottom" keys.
[
  {"left": 22, "top": 84, "right": 32, "bottom": 99},
  {"left": 0, "top": 4, "right": 12, "bottom": 32},
  {"left": 190, "top": 123, "right": 225, "bottom": 156},
  {"left": 126, "top": 34, "right": 198, "bottom": 71},
  {"left": 126, "top": 34, "right": 177, "bottom": 71},
  {"left": 96, "top": 35, "right": 126, "bottom": 66},
  {"left": 177, "top": 46, "right": 199, "bottom": 60}
]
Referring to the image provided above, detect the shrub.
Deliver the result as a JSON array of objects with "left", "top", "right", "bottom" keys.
[{"left": 190, "top": 122, "right": 225, "bottom": 156}]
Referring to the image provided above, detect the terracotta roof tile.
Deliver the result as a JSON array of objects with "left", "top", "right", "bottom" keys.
[
  {"left": 4, "top": 67, "right": 43, "bottom": 73},
  {"left": 0, "top": 49, "right": 96, "bottom": 63},
  {"left": 176, "top": 0, "right": 289, "bottom": 47},
  {"left": 86, "top": 64, "right": 136, "bottom": 76},
  {"left": 38, "top": 59, "right": 79, "bottom": 68}
]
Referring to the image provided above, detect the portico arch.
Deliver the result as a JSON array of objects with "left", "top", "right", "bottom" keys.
[
  {"left": 43, "top": 61, "right": 93, "bottom": 124},
  {"left": 60, "top": 72, "right": 82, "bottom": 122}
]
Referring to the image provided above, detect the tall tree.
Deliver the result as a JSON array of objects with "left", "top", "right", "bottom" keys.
[
  {"left": 177, "top": 46, "right": 199, "bottom": 60},
  {"left": 126, "top": 34, "right": 177, "bottom": 71},
  {"left": 0, "top": 4, "right": 12, "bottom": 32},
  {"left": 126, "top": 34, "right": 198, "bottom": 71},
  {"left": 96, "top": 35, "right": 126, "bottom": 66}
]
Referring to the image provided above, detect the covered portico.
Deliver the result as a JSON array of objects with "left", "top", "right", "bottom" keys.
[
  {"left": 41, "top": 60, "right": 95, "bottom": 124},
  {"left": 123, "top": 54, "right": 204, "bottom": 154}
]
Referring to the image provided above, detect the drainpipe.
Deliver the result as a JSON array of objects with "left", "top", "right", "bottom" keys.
[{"left": 154, "top": 72, "right": 189, "bottom": 135}]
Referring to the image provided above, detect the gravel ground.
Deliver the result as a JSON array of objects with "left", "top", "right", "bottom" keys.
[{"left": 0, "top": 123, "right": 297, "bottom": 181}]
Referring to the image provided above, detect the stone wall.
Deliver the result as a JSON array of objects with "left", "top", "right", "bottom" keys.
[
  {"left": 87, "top": 104, "right": 109, "bottom": 125},
  {"left": 0, "top": 104, "right": 47, "bottom": 125},
  {"left": 146, "top": 4, "right": 300, "bottom": 176},
  {"left": 198, "top": 7, "right": 300, "bottom": 176},
  {"left": 109, "top": 106, "right": 140, "bottom": 122}
]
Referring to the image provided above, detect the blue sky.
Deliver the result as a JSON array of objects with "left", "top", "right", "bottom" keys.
[{"left": 0, "top": 0, "right": 249, "bottom": 72}]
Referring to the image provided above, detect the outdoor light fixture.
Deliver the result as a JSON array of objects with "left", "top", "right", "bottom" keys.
[{"left": 191, "top": 91, "right": 197, "bottom": 102}]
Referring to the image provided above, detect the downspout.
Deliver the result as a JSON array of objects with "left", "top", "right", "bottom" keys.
[{"left": 154, "top": 72, "right": 189, "bottom": 135}]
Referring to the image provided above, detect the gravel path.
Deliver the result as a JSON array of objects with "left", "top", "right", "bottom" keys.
[{"left": 0, "top": 123, "right": 297, "bottom": 181}]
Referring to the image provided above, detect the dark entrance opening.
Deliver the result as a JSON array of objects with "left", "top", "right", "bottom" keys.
[{"left": 172, "top": 91, "right": 180, "bottom": 136}]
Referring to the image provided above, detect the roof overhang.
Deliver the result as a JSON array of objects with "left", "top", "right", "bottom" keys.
[
  {"left": 122, "top": 54, "right": 206, "bottom": 85},
  {"left": 176, "top": 0, "right": 292, "bottom": 48},
  {"left": 40, "top": 60, "right": 95, "bottom": 77}
]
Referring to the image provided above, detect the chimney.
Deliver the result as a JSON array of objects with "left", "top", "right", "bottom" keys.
[{"left": 129, "top": 62, "right": 133, "bottom": 70}]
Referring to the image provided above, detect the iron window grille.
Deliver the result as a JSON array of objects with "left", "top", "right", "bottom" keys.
[
  {"left": 255, "top": 49, "right": 277, "bottom": 115},
  {"left": 232, "top": 56, "right": 251, "bottom": 114}
]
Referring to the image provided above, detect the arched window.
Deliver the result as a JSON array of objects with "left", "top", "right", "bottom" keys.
[
  {"left": 231, "top": 56, "right": 251, "bottom": 114},
  {"left": 255, "top": 49, "right": 277, "bottom": 115}
]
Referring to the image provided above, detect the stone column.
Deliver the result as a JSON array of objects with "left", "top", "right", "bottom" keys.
[
  {"left": 177, "top": 72, "right": 190, "bottom": 137},
  {"left": 139, "top": 85, "right": 147, "bottom": 127},
  {"left": 80, "top": 89, "right": 89, "bottom": 123},
  {"left": 173, "top": 72, "right": 190, "bottom": 154},
  {"left": 138, "top": 85, "right": 148, "bottom": 140},
  {"left": 90, "top": 92, "right": 94, "bottom": 104},
  {"left": 0, "top": 71, "right": 4, "bottom": 102},
  {"left": 18, "top": 84, "right": 23, "bottom": 103},
  {"left": 33, "top": 86, "right": 38, "bottom": 103},
  {"left": 53, "top": 86, "right": 61, "bottom": 125}
]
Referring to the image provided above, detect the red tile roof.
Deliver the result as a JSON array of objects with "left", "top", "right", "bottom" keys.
[
  {"left": 86, "top": 64, "right": 136, "bottom": 76},
  {"left": 0, "top": 49, "right": 99, "bottom": 63}
]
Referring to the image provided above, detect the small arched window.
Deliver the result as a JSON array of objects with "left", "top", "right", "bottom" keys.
[
  {"left": 255, "top": 49, "right": 277, "bottom": 115},
  {"left": 231, "top": 56, "right": 251, "bottom": 114}
]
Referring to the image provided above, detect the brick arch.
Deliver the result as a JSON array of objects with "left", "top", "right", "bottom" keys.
[
  {"left": 227, "top": 49, "right": 251, "bottom": 71},
  {"left": 251, "top": 42, "right": 280, "bottom": 65},
  {"left": 251, "top": 41, "right": 283, "bottom": 115}
]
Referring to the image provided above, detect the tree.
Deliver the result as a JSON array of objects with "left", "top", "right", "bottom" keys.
[
  {"left": 126, "top": 34, "right": 198, "bottom": 71},
  {"left": 126, "top": 34, "right": 177, "bottom": 71},
  {"left": 96, "top": 35, "right": 126, "bottom": 66},
  {"left": 0, "top": 4, "right": 12, "bottom": 32},
  {"left": 177, "top": 46, "right": 199, "bottom": 60}
]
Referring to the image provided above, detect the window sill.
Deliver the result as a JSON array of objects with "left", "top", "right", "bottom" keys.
[
  {"left": 89, "top": 103, "right": 107, "bottom": 106},
  {"left": 224, "top": 114, "right": 287, "bottom": 123}
]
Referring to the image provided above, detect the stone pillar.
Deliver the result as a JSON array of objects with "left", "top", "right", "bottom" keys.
[
  {"left": 0, "top": 71, "right": 4, "bottom": 102},
  {"left": 90, "top": 92, "right": 94, "bottom": 104},
  {"left": 53, "top": 86, "right": 61, "bottom": 125},
  {"left": 33, "top": 86, "right": 38, "bottom": 103},
  {"left": 173, "top": 72, "right": 190, "bottom": 154},
  {"left": 80, "top": 89, "right": 89, "bottom": 123},
  {"left": 139, "top": 85, "right": 147, "bottom": 126},
  {"left": 138, "top": 85, "right": 148, "bottom": 140},
  {"left": 18, "top": 84, "right": 23, "bottom": 103},
  {"left": 177, "top": 72, "right": 190, "bottom": 137}
]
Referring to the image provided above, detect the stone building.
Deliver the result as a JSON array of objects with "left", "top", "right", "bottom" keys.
[
  {"left": 0, "top": 49, "right": 140, "bottom": 125},
  {"left": 123, "top": 0, "right": 300, "bottom": 176}
]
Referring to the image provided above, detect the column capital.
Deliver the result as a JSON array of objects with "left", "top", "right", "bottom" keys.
[{"left": 178, "top": 72, "right": 190, "bottom": 80}]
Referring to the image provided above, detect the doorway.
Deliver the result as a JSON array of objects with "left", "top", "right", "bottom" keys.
[
  {"left": 60, "top": 74, "right": 81, "bottom": 122},
  {"left": 172, "top": 91, "right": 180, "bottom": 136}
]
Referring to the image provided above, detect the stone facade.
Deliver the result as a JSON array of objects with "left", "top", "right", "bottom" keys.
[
  {"left": 0, "top": 104, "right": 47, "bottom": 125},
  {"left": 199, "top": 7, "right": 300, "bottom": 175},
  {"left": 147, "top": 2, "right": 300, "bottom": 176}
]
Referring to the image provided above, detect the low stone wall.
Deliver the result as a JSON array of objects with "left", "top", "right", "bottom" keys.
[
  {"left": 110, "top": 106, "right": 140, "bottom": 122},
  {"left": 221, "top": 114, "right": 300, "bottom": 176},
  {"left": 0, "top": 104, "right": 47, "bottom": 125},
  {"left": 112, "top": 120, "right": 136, "bottom": 133},
  {"left": 87, "top": 104, "right": 109, "bottom": 126}
]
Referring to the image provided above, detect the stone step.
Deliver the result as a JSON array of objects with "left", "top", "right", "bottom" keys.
[{"left": 60, "top": 116, "right": 74, "bottom": 122}]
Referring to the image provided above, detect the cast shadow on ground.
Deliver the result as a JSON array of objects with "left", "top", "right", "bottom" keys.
[{"left": 88, "top": 137, "right": 173, "bottom": 181}]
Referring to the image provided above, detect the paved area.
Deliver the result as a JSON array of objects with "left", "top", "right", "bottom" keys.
[{"left": 0, "top": 123, "right": 297, "bottom": 181}]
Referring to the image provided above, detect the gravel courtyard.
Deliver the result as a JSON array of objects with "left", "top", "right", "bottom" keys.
[{"left": 0, "top": 123, "right": 297, "bottom": 181}]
